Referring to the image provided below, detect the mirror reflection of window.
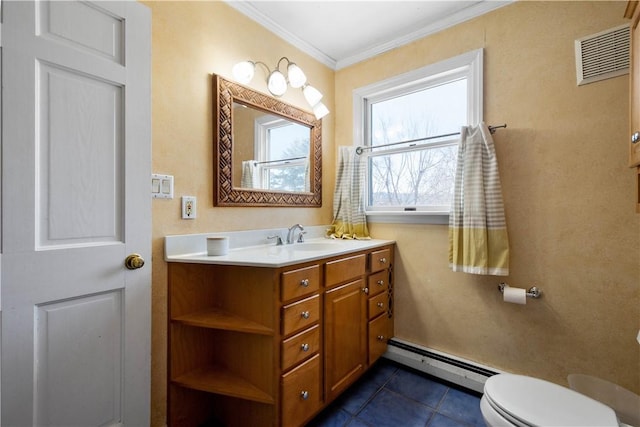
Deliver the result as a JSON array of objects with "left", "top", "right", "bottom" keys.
[{"left": 255, "top": 117, "right": 310, "bottom": 191}]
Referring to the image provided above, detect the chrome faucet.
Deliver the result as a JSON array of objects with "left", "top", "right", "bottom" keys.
[{"left": 286, "top": 223, "right": 304, "bottom": 244}]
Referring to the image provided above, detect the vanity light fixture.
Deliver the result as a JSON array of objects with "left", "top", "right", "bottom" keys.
[{"left": 232, "top": 56, "right": 329, "bottom": 119}]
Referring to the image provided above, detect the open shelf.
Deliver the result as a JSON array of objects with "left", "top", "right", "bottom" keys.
[
  {"left": 172, "top": 364, "right": 275, "bottom": 404},
  {"left": 172, "top": 308, "right": 274, "bottom": 335}
]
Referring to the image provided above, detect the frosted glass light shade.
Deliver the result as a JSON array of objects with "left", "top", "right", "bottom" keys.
[
  {"left": 303, "top": 85, "right": 323, "bottom": 107},
  {"left": 232, "top": 61, "right": 255, "bottom": 84},
  {"left": 268, "top": 70, "right": 287, "bottom": 96},
  {"left": 313, "top": 102, "right": 329, "bottom": 120},
  {"left": 287, "top": 63, "right": 307, "bottom": 88}
]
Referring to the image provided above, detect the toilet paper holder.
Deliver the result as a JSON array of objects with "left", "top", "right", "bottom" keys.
[{"left": 498, "top": 283, "right": 542, "bottom": 299}]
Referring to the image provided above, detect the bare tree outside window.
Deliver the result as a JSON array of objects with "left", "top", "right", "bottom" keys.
[
  {"left": 366, "top": 78, "right": 466, "bottom": 209},
  {"left": 265, "top": 137, "right": 309, "bottom": 191},
  {"left": 262, "top": 124, "right": 309, "bottom": 191}
]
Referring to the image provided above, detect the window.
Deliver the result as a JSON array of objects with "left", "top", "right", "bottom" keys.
[
  {"left": 353, "top": 49, "right": 483, "bottom": 221},
  {"left": 255, "top": 115, "right": 310, "bottom": 192}
]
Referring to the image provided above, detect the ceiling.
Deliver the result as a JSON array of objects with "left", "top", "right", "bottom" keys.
[{"left": 225, "top": 1, "right": 512, "bottom": 70}]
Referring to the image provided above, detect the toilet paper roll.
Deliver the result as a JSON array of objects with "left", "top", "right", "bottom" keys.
[
  {"left": 503, "top": 286, "right": 527, "bottom": 305},
  {"left": 207, "top": 236, "right": 229, "bottom": 256}
]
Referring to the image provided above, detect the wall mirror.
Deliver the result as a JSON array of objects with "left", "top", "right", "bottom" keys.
[{"left": 213, "top": 74, "right": 322, "bottom": 207}]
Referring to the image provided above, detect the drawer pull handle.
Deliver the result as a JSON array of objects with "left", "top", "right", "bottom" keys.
[
  {"left": 377, "top": 280, "right": 384, "bottom": 286},
  {"left": 379, "top": 257, "right": 387, "bottom": 264},
  {"left": 301, "top": 311, "right": 310, "bottom": 319},
  {"left": 300, "top": 279, "right": 310, "bottom": 287},
  {"left": 377, "top": 335, "right": 385, "bottom": 341},
  {"left": 377, "top": 302, "right": 384, "bottom": 308},
  {"left": 633, "top": 131, "right": 640, "bottom": 144},
  {"left": 301, "top": 343, "right": 310, "bottom": 352},
  {"left": 362, "top": 287, "right": 369, "bottom": 295},
  {"left": 300, "top": 390, "right": 309, "bottom": 400}
]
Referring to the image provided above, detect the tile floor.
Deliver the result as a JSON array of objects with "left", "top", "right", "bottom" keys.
[{"left": 307, "top": 358, "right": 486, "bottom": 427}]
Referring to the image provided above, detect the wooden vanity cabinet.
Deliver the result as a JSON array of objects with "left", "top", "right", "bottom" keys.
[
  {"left": 167, "top": 263, "right": 280, "bottom": 427},
  {"left": 323, "top": 247, "right": 394, "bottom": 404},
  {"left": 167, "top": 244, "right": 394, "bottom": 427},
  {"left": 367, "top": 248, "right": 394, "bottom": 364},
  {"left": 324, "top": 267, "right": 367, "bottom": 401},
  {"left": 626, "top": 1, "right": 640, "bottom": 211}
]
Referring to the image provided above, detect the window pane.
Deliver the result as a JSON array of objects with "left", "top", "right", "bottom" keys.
[
  {"left": 368, "top": 144, "right": 457, "bottom": 207},
  {"left": 370, "top": 79, "right": 467, "bottom": 148},
  {"left": 265, "top": 165, "right": 307, "bottom": 192},
  {"left": 267, "top": 123, "right": 309, "bottom": 160}
]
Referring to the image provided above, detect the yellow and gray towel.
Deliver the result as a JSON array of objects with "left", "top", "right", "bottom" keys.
[
  {"left": 327, "top": 146, "right": 370, "bottom": 240},
  {"left": 449, "top": 123, "right": 509, "bottom": 275}
]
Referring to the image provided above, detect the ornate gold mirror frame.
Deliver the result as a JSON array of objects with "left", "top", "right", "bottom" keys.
[{"left": 213, "top": 74, "right": 322, "bottom": 207}]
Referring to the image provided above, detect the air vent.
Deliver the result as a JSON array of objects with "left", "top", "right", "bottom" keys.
[{"left": 575, "top": 24, "right": 630, "bottom": 86}]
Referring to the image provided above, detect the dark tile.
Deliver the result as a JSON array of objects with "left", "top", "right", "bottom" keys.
[
  {"left": 306, "top": 406, "right": 352, "bottom": 427},
  {"left": 346, "top": 418, "right": 374, "bottom": 427},
  {"left": 427, "top": 413, "right": 474, "bottom": 427},
  {"left": 363, "top": 359, "right": 399, "bottom": 387},
  {"left": 356, "top": 389, "right": 434, "bottom": 427},
  {"left": 332, "top": 360, "right": 398, "bottom": 415},
  {"left": 337, "top": 376, "right": 383, "bottom": 415},
  {"left": 308, "top": 361, "right": 485, "bottom": 427},
  {"left": 385, "top": 368, "right": 449, "bottom": 409},
  {"left": 437, "top": 388, "right": 485, "bottom": 426}
]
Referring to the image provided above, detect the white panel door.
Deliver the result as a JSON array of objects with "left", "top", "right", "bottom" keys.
[{"left": 1, "top": 1, "right": 151, "bottom": 425}]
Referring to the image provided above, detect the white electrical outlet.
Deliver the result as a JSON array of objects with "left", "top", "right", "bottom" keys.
[{"left": 181, "top": 196, "right": 196, "bottom": 219}]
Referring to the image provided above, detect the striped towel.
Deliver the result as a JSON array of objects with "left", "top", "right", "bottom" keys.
[
  {"left": 327, "top": 146, "right": 370, "bottom": 239},
  {"left": 241, "top": 160, "right": 257, "bottom": 189},
  {"left": 448, "top": 123, "right": 509, "bottom": 275}
]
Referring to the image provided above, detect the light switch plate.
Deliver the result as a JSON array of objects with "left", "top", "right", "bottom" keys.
[
  {"left": 181, "top": 196, "right": 196, "bottom": 219},
  {"left": 152, "top": 174, "right": 174, "bottom": 199}
]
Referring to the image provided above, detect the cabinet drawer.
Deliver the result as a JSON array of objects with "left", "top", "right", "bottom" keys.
[
  {"left": 282, "top": 294, "right": 319, "bottom": 336},
  {"left": 369, "top": 248, "right": 391, "bottom": 273},
  {"left": 368, "top": 312, "right": 393, "bottom": 364},
  {"left": 281, "top": 325, "right": 320, "bottom": 372},
  {"left": 325, "top": 254, "right": 366, "bottom": 287},
  {"left": 368, "top": 292, "right": 388, "bottom": 320},
  {"left": 281, "top": 354, "right": 322, "bottom": 427},
  {"left": 282, "top": 265, "right": 320, "bottom": 302},
  {"left": 368, "top": 270, "right": 388, "bottom": 297}
]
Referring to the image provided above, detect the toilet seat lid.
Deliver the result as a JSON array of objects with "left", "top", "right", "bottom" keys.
[{"left": 484, "top": 374, "right": 619, "bottom": 427}]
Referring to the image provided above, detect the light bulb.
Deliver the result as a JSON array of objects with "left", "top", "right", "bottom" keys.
[
  {"left": 313, "top": 102, "right": 329, "bottom": 120},
  {"left": 232, "top": 61, "right": 255, "bottom": 84},
  {"left": 303, "top": 85, "right": 323, "bottom": 107},
  {"left": 267, "top": 70, "right": 287, "bottom": 96},
  {"left": 287, "top": 63, "right": 307, "bottom": 88}
]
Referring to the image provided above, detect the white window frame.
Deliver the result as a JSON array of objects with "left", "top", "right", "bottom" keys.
[
  {"left": 352, "top": 48, "right": 483, "bottom": 223},
  {"left": 254, "top": 115, "right": 308, "bottom": 191}
]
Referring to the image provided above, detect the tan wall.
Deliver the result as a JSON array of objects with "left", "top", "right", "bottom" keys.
[
  {"left": 142, "top": 1, "right": 334, "bottom": 424},
  {"left": 145, "top": 0, "right": 639, "bottom": 424},
  {"left": 336, "top": 0, "right": 640, "bottom": 395}
]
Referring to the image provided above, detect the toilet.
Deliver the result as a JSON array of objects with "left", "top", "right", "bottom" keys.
[{"left": 480, "top": 373, "right": 623, "bottom": 427}]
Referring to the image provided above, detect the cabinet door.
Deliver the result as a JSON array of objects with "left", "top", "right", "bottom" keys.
[
  {"left": 324, "top": 279, "right": 367, "bottom": 402},
  {"left": 630, "top": 5, "right": 640, "bottom": 167}
]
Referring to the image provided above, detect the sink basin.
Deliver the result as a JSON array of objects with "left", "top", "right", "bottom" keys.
[{"left": 286, "top": 242, "right": 338, "bottom": 252}]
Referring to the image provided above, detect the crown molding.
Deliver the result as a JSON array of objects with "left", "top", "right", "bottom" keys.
[
  {"left": 335, "top": 1, "right": 513, "bottom": 70},
  {"left": 225, "top": 1, "right": 338, "bottom": 69},
  {"left": 225, "top": 1, "right": 513, "bottom": 71}
]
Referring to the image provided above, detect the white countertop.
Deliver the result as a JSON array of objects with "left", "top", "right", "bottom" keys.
[{"left": 164, "top": 226, "right": 394, "bottom": 268}]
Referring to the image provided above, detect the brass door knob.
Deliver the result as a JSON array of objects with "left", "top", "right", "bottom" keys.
[{"left": 125, "top": 253, "right": 145, "bottom": 270}]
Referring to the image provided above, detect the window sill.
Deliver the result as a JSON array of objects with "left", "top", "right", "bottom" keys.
[{"left": 366, "top": 211, "right": 449, "bottom": 225}]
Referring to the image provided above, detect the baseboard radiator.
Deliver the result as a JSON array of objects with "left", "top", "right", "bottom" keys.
[{"left": 383, "top": 338, "right": 501, "bottom": 393}]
